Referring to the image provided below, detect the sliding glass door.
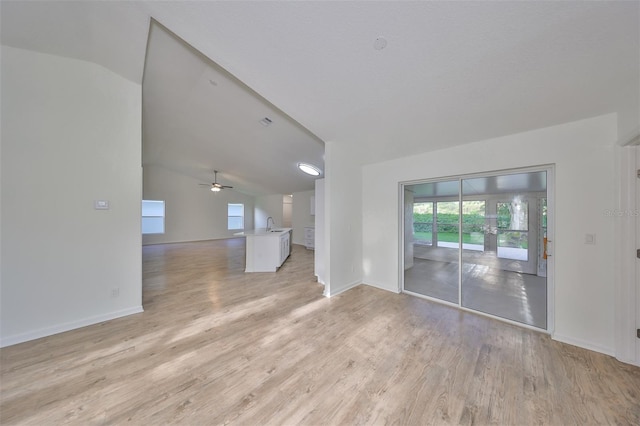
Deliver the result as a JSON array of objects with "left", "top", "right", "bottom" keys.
[
  {"left": 460, "top": 171, "right": 547, "bottom": 328},
  {"left": 403, "top": 180, "right": 459, "bottom": 304},
  {"left": 403, "top": 168, "right": 551, "bottom": 330}
]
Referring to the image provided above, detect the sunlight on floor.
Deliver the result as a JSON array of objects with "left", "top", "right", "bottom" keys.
[
  {"left": 288, "top": 298, "right": 327, "bottom": 320},
  {"left": 168, "top": 293, "right": 281, "bottom": 344},
  {"left": 150, "top": 351, "right": 198, "bottom": 380}
]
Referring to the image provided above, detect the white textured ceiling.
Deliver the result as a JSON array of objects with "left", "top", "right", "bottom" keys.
[{"left": 2, "top": 1, "right": 638, "bottom": 194}]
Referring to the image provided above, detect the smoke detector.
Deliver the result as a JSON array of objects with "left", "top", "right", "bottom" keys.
[{"left": 373, "top": 37, "right": 387, "bottom": 50}]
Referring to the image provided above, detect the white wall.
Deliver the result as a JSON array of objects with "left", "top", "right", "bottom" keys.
[
  {"left": 291, "top": 190, "right": 314, "bottom": 245},
  {"left": 255, "top": 194, "right": 284, "bottom": 230},
  {"left": 0, "top": 46, "right": 143, "bottom": 346},
  {"left": 142, "top": 164, "right": 255, "bottom": 245},
  {"left": 325, "top": 141, "right": 363, "bottom": 296},
  {"left": 362, "top": 114, "right": 618, "bottom": 355}
]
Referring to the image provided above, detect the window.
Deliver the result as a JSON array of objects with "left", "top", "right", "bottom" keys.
[
  {"left": 142, "top": 200, "right": 165, "bottom": 234},
  {"left": 228, "top": 203, "right": 244, "bottom": 230}
]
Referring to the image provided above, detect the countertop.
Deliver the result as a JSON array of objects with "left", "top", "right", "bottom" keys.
[{"left": 234, "top": 228, "right": 292, "bottom": 237}]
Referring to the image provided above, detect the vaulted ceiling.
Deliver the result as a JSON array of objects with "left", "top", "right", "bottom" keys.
[
  {"left": 142, "top": 22, "right": 325, "bottom": 195},
  {"left": 2, "top": 1, "right": 638, "bottom": 195}
]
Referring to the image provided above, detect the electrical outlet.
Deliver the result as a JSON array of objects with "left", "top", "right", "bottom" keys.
[{"left": 111, "top": 288, "right": 120, "bottom": 298}]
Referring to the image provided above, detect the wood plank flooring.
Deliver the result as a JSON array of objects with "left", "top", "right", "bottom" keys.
[{"left": 1, "top": 238, "right": 639, "bottom": 425}]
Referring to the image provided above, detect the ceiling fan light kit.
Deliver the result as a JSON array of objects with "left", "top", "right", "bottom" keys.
[{"left": 199, "top": 170, "right": 233, "bottom": 192}]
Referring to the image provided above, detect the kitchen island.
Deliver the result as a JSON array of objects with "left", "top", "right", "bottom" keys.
[{"left": 234, "top": 228, "right": 292, "bottom": 272}]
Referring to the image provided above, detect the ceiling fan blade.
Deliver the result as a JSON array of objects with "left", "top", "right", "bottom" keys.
[
  {"left": 208, "top": 170, "right": 232, "bottom": 190},
  {"left": 198, "top": 183, "right": 212, "bottom": 186}
]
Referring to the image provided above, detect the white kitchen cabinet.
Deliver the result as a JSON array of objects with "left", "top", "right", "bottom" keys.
[
  {"left": 279, "top": 231, "right": 291, "bottom": 265},
  {"left": 304, "top": 226, "right": 315, "bottom": 250},
  {"left": 238, "top": 228, "right": 292, "bottom": 272}
]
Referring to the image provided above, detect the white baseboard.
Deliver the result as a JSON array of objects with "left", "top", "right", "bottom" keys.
[
  {"left": 0, "top": 306, "right": 144, "bottom": 348},
  {"left": 142, "top": 236, "right": 243, "bottom": 246},
  {"left": 362, "top": 281, "right": 400, "bottom": 293},
  {"left": 325, "top": 280, "right": 361, "bottom": 297},
  {"left": 552, "top": 333, "right": 615, "bottom": 357},
  {"left": 614, "top": 354, "right": 640, "bottom": 367}
]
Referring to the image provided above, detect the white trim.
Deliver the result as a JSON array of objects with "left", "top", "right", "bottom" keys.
[
  {"left": 0, "top": 306, "right": 144, "bottom": 348},
  {"left": 546, "top": 166, "right": 556, "bottom": 336},
  {"left": 363, "top": 281, "right": 400, "bottom": 294},
  {"left": 142, "top": 236, "right": 245, "bottom": 246},
  {"left": 325, "top": 280, "right": 360, "bottom": 297},
  {"left": 398, "top": 183, "right": 406, "bottom": 293},
  {"left": 614, "top": 145, "right": 639, "bottom": 365},
  {"left": 622, "top": 358, "right": 640, "bottom": 368},
  {"left": 458, "top": 179, "right": 463, "bottom": 305},
  {"left": 552, "top": 333, "right": 615, "bottom": 358}
]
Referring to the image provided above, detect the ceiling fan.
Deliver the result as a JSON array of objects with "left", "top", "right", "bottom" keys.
[{"left": 199, "top": 170, "right": 233, "bottom": 192}]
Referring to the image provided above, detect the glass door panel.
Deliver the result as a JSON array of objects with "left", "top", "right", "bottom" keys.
[
  {"left": 497, "top": 200, "right": 529, "bottom": 261},
  {"left": 436, "top": 201, "right": 459, "bottom": 249},
  {"left": 462, "top": 200, "right": 485, "bottom": 251},
  {"left": 461, "top": 171, "right": 547, "bottom": 329},
  {"left": 403, "top": 180, "right": 459, "bottom": 304},
  {"left": 412, "top": 202, "right": 433, "bottom": 245}
]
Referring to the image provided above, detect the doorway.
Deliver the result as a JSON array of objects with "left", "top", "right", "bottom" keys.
[{"left": 402, "top": 167, "right": 553, "bottom": 330}]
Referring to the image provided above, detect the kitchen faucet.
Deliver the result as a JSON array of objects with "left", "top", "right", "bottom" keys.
[{"left": 266, "top": 216, "right": 274, "bottom": 231}]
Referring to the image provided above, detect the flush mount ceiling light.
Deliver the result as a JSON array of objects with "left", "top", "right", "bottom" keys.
[{"left": 297, "top": 163, "right": 321, "bottom": 176}]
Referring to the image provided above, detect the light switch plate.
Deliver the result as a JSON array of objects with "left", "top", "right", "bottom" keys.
[
  {"left": 585, "top": 233, "right": 596, "bottom": 245},
  {"left": 94, "top": 200, "right": 109, "bottom": 210}
]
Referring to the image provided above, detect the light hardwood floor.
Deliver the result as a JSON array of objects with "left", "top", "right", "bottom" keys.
[{"left": 1, "top": 238, "right": 639, "bottom": 425}]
